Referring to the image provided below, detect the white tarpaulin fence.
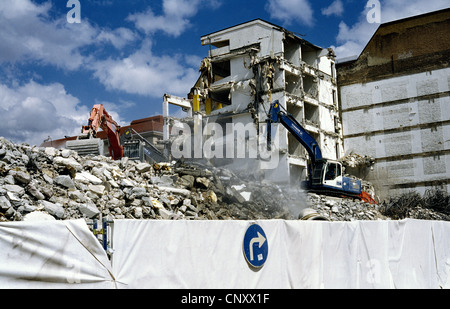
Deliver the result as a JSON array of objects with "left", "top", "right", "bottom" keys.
[
  {"left": 0, "top": 219, "right": 449, "bottom": 289},
  {"left": 0, "top": 219, "right": 116, "bottom": 289}
]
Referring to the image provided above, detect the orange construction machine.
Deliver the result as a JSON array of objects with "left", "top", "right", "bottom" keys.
[{"left": 67, "top": 104, "right": 124, "bottom": 160}]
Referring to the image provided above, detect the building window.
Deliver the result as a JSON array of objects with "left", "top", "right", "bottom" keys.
[
  {"left": 284, "top": 37, "right": 301, "bottom": 67},
  {"left": 212, "top": 60, "right": 231, "bottom": 82},
  {"left": 304, "top": 102, "right": 319, "bottom": 125},
  {"left": 303, "top": 74, "right": 318, "bottom": 99},
  {"left": 331, "top": 62, "right": 336, "bottom": 79},
  {"left": 285, "top": 71, "right": 302, "bottom": 96},
  {"left": 210, "top": 88, "right": 231, "bottom": 106},
  {"left": 301, "top": 44, "right": 317, "bottom": 68}
]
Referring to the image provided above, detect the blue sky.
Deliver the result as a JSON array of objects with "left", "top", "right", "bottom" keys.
[{"left": 0, "top": 0, "right": 448, "bottom": 146}]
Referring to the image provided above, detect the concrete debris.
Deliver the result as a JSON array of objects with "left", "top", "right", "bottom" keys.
[
  {"left": 305, "top": 193, "right": 387, "bottom": 221},
  {"left": 0, "top": 137, "right": 448, "bottom": 223},
  {"left": 340, "top": 152, "right": 375, "bottom": 169}
]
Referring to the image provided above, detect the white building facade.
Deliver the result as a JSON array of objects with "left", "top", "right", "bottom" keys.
[
  {"left": 165, "top": 19, "right": 343, "bottom": 185},
  {"left": 337, "top": 9, "right": 450, "bottom": 199}
]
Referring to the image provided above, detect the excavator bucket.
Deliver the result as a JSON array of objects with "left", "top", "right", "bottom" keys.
[
  {"left": 66, "top": 138, "right": 105, "bottom": 157},
  {"left": 359, "top": 191, "right": 378, "bottom": 204}
]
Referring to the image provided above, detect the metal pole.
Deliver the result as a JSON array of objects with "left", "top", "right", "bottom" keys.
[{"left": 102, "top": 218, "right": 108, "bottom": 251}]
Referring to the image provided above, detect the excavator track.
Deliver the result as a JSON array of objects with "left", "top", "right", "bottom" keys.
[{"left": 308, "top": 188, "right": 377, "bottom": 204}]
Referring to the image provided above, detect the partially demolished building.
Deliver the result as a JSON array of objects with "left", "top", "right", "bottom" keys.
[
  {"left": 337, "top": 8, "right": 450, "bottom": 199},
  {"left": 164, "top": 19, "right": 342, "bottom": 184}
]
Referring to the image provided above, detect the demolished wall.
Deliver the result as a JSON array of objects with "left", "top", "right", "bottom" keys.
[{"left": 165, "top": 19, "right": 343, "bottom": 185}]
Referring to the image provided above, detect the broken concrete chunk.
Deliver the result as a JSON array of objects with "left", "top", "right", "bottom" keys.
[
  {"left": 54, "top": 175, "right": 75, "bottom": 189},
  {"left": 158, "top": 207, "right": 174, "bottom": 220},
  {"left": 5, "top": 207, "right": 15, "bottom": 218},
  {"left": 68, "top": 190, "right": 85, "bottom": 202},
  {"left": 3, "top": 184, "right": 25, "bottom": 197},
  {"left": 23, "top": 211, "right": 56, "bottom": 222},
  {"left": 53, "top": 157, "right": 82, "bottom": 172},
  {"left": 75, "top": 171, "right": 103, "bottom": 185},
  {"left": 26, "top": 183, "right": 45, "bottom": 200},
  {"left": 195, "top": 177, "right": 210, "bottom": 189},
  {"left": 7, "top": 192, "right": 22, "bottom": 206},
  {"left": 0, "top": 196, "right": 11, "bottom": 211},
  {"left": 128, "top": 187, "right": 147, "bottom": 199},
  {"left": 158, "top": 186, "right": 191, "bottom": 197},
  {"left": 150, "top": 175, "right": 174, "bottom": 186},
  {"left": 12, "top": 170, "right": 31, "bottom": 184},
  {"left": 78, "top": 203, "right": 100, "bottom": 219},
  {"left": 42, "top": 173, "right": 53, "bottom": 184},
  {"left": 228, "top": 186, "right": 246, "bottom": 204},
  {"left": 179, "top": 175, "right": 195, "bottom": 188},
  {"left": 203, "top": 191, "right": 218, "bottom": 204},
  {"left": 136, "top": 162, "right": 151, "bottom": 173},
  {"left": 44, "top": 147, "right": 58, "bottom": 157},
  {"left": 133, "top": 207, "right": 143, "bottom": 219},
  {"left": 40, "top": 201, "right": 65, "bottom": 219},
  {"left": 151, "top": 198, "right": 164, "bottom": 209},
  {"left": 18, "top": 204, "right": 37, "bottom": 214},
  {"left": 120, "top": 178, "right": 135, "bottom": 187},
  {"left": 240, "top": 191, "right": 252, "bottom": 202},
  {"left": 60, "top": 149, "right": 72, "bottom": 158},
  {"left": 88, "top": 184, "right": 106, "bottom": 196}
]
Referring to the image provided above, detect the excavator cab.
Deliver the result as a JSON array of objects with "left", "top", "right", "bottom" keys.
[{"left": 311, "top": 159, "right": 361, "bottom": 195}]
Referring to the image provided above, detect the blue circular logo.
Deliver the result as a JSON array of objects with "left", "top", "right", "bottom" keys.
[{"left": 243, "top": 224, "right": 268, "bottom": 269}]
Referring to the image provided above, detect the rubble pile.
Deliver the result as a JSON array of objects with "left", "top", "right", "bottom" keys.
[
  {"left": 0, "top": 137, "right": 295, "bottom": 222},
  {"left": 305, "top": 193, "right": 387, "bottom": 221},
  {"left": 339, "top": 152, "right": 375, "bottom": 169},
  {"left": 0, "top": 137, "right": 448, "bottom": 223}
]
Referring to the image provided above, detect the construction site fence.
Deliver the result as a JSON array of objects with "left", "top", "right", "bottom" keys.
[{"left": 0, "top": 219, "right": 449, "bottom": 289}]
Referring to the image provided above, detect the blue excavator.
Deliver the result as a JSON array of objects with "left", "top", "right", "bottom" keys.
[{"left": 266, "top": 100, "right": 375, "bottom": 203}]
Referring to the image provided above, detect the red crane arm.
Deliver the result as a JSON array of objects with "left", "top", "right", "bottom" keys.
[{"left": 82, "top": 104, "right": 124, "bottom": 160}]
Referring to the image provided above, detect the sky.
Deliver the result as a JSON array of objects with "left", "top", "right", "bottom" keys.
[{"left": 0, "top": 0, "right": 448, "bottom": 146}]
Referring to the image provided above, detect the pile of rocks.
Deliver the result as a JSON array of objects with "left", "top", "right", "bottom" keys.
[
  {"left": 0, "top": 137, "right": 297, "bottom": 222},
  {"left": 339, "top": 152, "right": 375, "bottom": 169},
  {"left": 304, "top": 193, "right": 386, "bottom": 221},
  {"left": 1, "top": 137, "right": 447, "bottom": 223}
]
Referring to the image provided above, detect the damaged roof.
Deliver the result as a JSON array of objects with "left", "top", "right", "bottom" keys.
[{"left": 201, "top": 18, "right": 323, "bottom": 51}]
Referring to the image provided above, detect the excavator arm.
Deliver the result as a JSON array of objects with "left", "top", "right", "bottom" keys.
[
  {"left": 267, "top": 100, "right": 322, "bottom": 166},
  {"left": 265, "top": 101, "right": 377, "bottom": 203},
  {"left": 76, "top": 104, "right": 124, "bottom": 160}
]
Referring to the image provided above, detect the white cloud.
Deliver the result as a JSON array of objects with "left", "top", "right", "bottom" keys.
[
  {"left": 332, "top": 0, "right": 450, "bottom": 60},
  {"left": 322, "top": 0, "right": 344, "bottom": 17},
  {"left": 97, "top": 27, "right": 138, "bottom": 50},
  {"left": 333, "top": 19, "right": 379, "bottom": 60},
  {"left": 128, "top": 0, "right": 222, "bottom": 37},
  {"left": 265, "top": 0, "right": 315, "bottom": 26},
  {"left": 92, "top": 40, "right": 199, "bottom": 98},
  {"left": 0, "top": 0, "right": 136, "bottom": 70},
  {"left": 378, "top": 0, "right": 448, "bottom": 23},
  {"left": 0, "top": 0, "right": 96, "bottom": 70},
  {"left": 0, "top": 81, "right": 90, "bottom": 146}
]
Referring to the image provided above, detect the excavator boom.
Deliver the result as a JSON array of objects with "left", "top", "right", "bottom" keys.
[
  {"left": 267, "top": 100, "right": 376, "bottom": 203},
  {"left": 67, "top": 104, "right": 124, "bottom": 160}
]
